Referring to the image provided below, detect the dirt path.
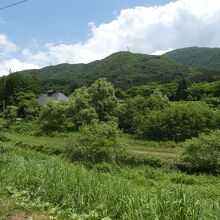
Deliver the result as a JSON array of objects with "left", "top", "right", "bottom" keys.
[{"left": 130, "top": 149, "right": 178, "bottom": 157}]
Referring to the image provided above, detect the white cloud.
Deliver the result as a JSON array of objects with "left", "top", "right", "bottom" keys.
[
  {"left": 1, "top": 0, "right": 220, "bottom": 75},
  {"left": 0, "top": 34, "right": 17, "bottom": 57},
  {"left": 0, "top": 58, "right": 39, "bottom": 76},
  {"left": 152, "top": 48, "right": 174, "bottom": 55}
]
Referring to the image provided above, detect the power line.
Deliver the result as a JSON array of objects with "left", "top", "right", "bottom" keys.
[{"left": 0, "top": 0, "right": 28, "bottom": 10}]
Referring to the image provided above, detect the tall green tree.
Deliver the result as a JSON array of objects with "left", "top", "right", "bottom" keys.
[
  {"left": 176, "top": 78, "right": 190, "bottom": 100},
  {"left": 15, "top": 92, "right": 40, "bottom": 119},
  {"left": 40, "top": 100, "right": 69, "bottom": 132},
  {"left": 0, "top": 76, "right": 6, "bottom": 101},
  {"left": 4, "top": 105, "right": 17, "bottom": 121},
  {"left": 89, "top": 78, "right": 118, "bottom": 121},
  {"left": 4, "top": 72, "right": 41, "bottom": 104},
  {"left": 67, "top": 87, "right": 98, "bottom": 130}
]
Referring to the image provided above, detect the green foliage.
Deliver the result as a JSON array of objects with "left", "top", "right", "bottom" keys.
[
  {"left": 0, "top": 147, "right": 220, "bottom": 219},
  {"left": 14, "top": 92, "right": 40, "bottom": 120},
  {"left": 119, "top": 91, "right": 169, "bottom": 133},
  {"left": 0, "top": 76, "right": 6, "bottom": 101},
  {"left": 85, "top": 52, "right": 201, "bottom": 88},
  {"left": 176, "top": 78, "right": 190, "bottom": 100},
  {"left": 68, "top": 120, "right": 121, "bottom": 163},
  {"left": 116, "top": 152, "right": 162, "bottom": 167},
  {"left": 202, "top": 97, "right": 220, "bottom": 109},
  {"left": 4, "top": 72, "right": 40, "bottom": 104},
  {"left": 182, "top": 130, "right": 220, "bottom": 172},
  {"left": 4, "top": 106, "right": 17, "bottom": 121},
  {"left": 40, "top": 100, "right": 69, "bottom": 132},
  {"left": 14, "top": 51, "right": 202, "bottom": 93},
  {"left": 1, "top": 120, "right": 41, "bottom": 135},
  {"left": 136, "top": 102, "right": 220, "bottom": 141},
  {"left": 67, "top": 86, "right": 98, "bottom": 130},
  {"left": 127, "top": 82, "right": 177, "bottom": 100},
  {"left": 39, "top": 79, "right": 118, "bottom": 132},
  {"left": 89, "top": 78, "right": 118, "bottom": 121},
  {"left": 164, "top": 47, "right": 220, "bottom": 81},
  {"left": 0, "top": 133, "right": 10, "bottom": 142},
  {"left": 187, "top": 80, "right": 220, "bottom": 100}
]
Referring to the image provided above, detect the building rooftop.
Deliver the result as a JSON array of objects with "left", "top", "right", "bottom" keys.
[{"left": 38, "top": 90, "right": 69, "bottom": 105}]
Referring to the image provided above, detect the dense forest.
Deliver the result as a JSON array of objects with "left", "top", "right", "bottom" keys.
[{"left": 164, "top": 46, "right": 220, "bottom": 81}]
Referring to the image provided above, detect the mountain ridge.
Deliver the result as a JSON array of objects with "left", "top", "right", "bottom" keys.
[
  {"left": 15, "top": 51, "right": 203, "bottom": 94},
  {"left": 163, "top": 46, "right": 220, "bottom": 81}
]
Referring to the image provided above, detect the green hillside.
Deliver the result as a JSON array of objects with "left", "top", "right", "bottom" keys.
[
  {"left": 163, "top": 47, "right": 220, "bottom": 81},
  {"left": 84, "top": 52, "right": 201, "bottom": 88},
  {"left": 18, "top": 51, "right": 202, "bottom": 93}
]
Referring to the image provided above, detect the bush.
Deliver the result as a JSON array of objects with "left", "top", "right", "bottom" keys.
[
  {"left": 202, "top": 97, "right": 220, "bottom": 109},
  {"left": 182, "top": 130, "right": 220, "bottom": 173},
  {"left": 67, "top": 87, "right": 98, "bottom": 131},
  {"left": 0, "top": 132, "right": 10, "bottom": 142},
  {"left": 68, "top": 120, "right": 121, "bottom": 163},
  {"left": 9, "top": 121, "right": 41, "bottom": 135},
  {"left": 40, "top": 100, "right": 69, "bottom": 132},
  {"left": 15, "top": 92, "right": 40, "bottom": 120},
  {"left": 15, "top": 141, "right": 64, "bottom": 156},
  {"left": 4, "top": 105, "right": 17, "bottom": 121},
  {"left": 116, "top": 152, "right": 163, "bottom": 168},
  {"left": 136, "top": 102, "right": 220, "bottom": 141},
  {"left": 119, "top": 90, "right": 169, "bottom": 133},
  {"left": 0, "top": 112, "right": 4, "bottom": 118}
]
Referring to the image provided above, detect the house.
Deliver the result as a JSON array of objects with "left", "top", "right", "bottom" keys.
[{"left": 38, "top": 90, "right": 69, "bottom": 105}]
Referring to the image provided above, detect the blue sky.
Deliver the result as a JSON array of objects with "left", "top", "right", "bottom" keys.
[
  {"left": 0, "top": 0, "right": 220, "bottom": 75},
  {"left": 1, "top": 0, "right": 173, "bottom": 47}
]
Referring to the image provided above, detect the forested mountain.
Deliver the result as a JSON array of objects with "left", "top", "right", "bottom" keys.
[
  {"left": 17, "top": 51, "right": 202, "bottom": 94},
  {"left": 163, "top": 47, "right": 220, "bottom": 81}
]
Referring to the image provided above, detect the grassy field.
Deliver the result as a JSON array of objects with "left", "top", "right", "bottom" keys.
[
  {"left": 0, "top": 144, "right": 220, "bottom": 219},
  {"left": 0, "top": 120, "right": 219, "bottom": 219},
  {"left": 5, "top": 131, "right": 181, "bottom": 161}
]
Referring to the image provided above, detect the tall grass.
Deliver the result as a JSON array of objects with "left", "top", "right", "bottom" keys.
[{"left": 0, "top": 147, "right": 219, "bottom": 219}]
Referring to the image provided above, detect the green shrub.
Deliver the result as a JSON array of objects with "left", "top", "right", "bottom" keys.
[
  {"left": 89, "top": 78, "right": 119, "bottom": 121},
  {"left": 11, "top": 121, "right": 41, "bottom": 135},
  {"left": 68, "top": 120, "right": 121, "bottom": 163},
  {"left": 119, "top": 90, "right": 169, "bottom": 133},
  {"left": 202, "top": 97, "right": 220, "bottom": 109},
  {"left": 0, "top": 133, "right": 10, "bottom": 142},
  {"left": 116, "top": 152, "right": 163, "bottom": 168},
  {"left": 182, "top": 130, "right": 220, "bottom": 172},
  {"left": 4, "top": 105, "right": 17, "bottom": 121},
  {"left": 15, "top": 141, "right": 64, "bottom": 156},
  {"left": 15, "top": 92, "right": 40, "bottom": 120},
  {"left": 136, "top": 102, "right": 220, "bottom": 141},
  {"left": 39, "top": 100, "right": 69, "bottom": 132},
  {"left": 0, "top": 112, "right": 4, "bottom": 118},
  {"left": 67, "top": 86, "right": 98, "bottom": 131}
]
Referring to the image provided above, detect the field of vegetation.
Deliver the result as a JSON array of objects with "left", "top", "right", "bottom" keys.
[
  {"left": 0, "top": 129, "right": 220, "bottom": 219},
  {"left": 0, "top": 50, "right": 219, "bottom": 219}
]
